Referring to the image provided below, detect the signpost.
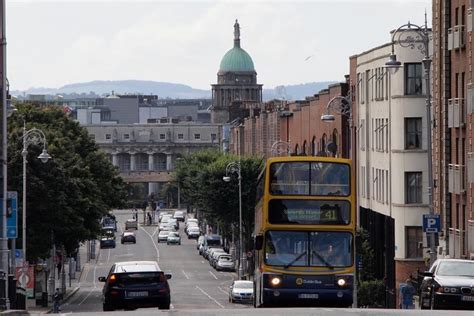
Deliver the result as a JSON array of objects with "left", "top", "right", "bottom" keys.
[
  {"left": 6, "top": 191, "right": 18, "bottom": 239},
  {"left": 423, "top": 214, "right": 440, "bottom": 233}
]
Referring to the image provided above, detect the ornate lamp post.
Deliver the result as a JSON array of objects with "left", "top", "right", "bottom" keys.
[
  {"left": 270, "top": 141, "right": 292, "bottom": 157},
  {"left": 385, "top": 19, "right": 436, "bottom": 266},
  {"left": 223, "top": 161, "right": 244, "bottom": 279},
  {"left": 21, "top": 126, "right": 51, "bottom": 282}
]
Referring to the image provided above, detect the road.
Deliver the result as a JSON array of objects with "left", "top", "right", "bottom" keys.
[{"left": 60, "top": 209, "right": 251, "bottom": 313}]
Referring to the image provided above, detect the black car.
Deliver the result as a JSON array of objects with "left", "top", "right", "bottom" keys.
[
  {"left": 121, "top": 231, "right": 136, "bottom": 244},
  {"left": 420, "top": 259, "right": 474, "bottom": 310},
  {"left": 99, "top": 261, "right": 172, "bottom": 311},
  {"left": 100, "top": 237, "right": 116, "bottom": 249}
]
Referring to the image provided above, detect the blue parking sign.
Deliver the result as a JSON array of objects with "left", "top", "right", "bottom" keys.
[{"left": 423, "top": 214, "right": 440, "bottom": 233}]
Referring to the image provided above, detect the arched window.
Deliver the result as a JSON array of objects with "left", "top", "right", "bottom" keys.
[
  {"left": 321, "top": 134, "right": 327, "bottom": 152},
  {"left": 294, "top": 144, "right": 300, "bottom": 155},
  {"left": 302, "top": 141, "right": 307, "bottom": 155},
  {"left": 311, "top": 136, "right": 316, "bottom": 156},
  {"left": 117, "top": 153, "right": 131, "bottom": 171},
  {"left": 135, "top": 153, "right": 149, "bottom": 171}
]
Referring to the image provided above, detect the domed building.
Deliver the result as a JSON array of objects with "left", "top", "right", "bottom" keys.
[{"left": 211, "top": 20, "right": 263, "bottom": 124}]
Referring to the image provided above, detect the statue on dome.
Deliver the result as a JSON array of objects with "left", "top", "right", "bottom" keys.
[{"left": 234, "top": 19, "right": 240, "bottom": 40}]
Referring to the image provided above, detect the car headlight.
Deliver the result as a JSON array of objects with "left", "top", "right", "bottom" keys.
[
  {"left": 270, "top": 276, "right": 282, "bottom": 286},
  {"left": 437, "top": 287, "right": 458, "bottom": 293},
  {"left": 337, "top": 278, "right": 346, "bottom": 287}
]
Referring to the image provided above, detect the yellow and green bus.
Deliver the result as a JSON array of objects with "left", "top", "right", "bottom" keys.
[{"left": 253, "top": 156, "right": 355, "bottom": 307}]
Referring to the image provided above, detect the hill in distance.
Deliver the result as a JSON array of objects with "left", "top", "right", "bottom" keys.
[{"left": 12, "top": 80, "right": 339, "bottom": 101}]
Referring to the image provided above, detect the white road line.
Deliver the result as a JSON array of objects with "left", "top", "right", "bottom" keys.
[
  {"left": 140, "top": 226, "right": 160, "bottom": 259},
  {"left": 209, "top": 271, "right": 218, "bottom": 280},
  {"left": 106, "top": 248, "right": 111, "bottom": 263},
  {"left": 170, "top": 303, "right": 175, "bottom": 309},
  {"left": 151, "top": 226, "right": 159, "bottom": 237},
  {"left": 196, "top": 286, "right": 225, "bottom": 309},
  {"left": 182, "top": 270, "right": 190, "bottom": 280},
  {"left": 217, "top": 286, "right": 228, "bottom": 295}
]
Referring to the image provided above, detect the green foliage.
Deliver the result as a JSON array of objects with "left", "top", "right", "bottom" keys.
[
  {"left": 173, "top": 150, "right": 263, "bottom": 246},
  {"left": 7, "top": 104, "right": 127, "bottom": 261},
  {"left": 357, "top": 228, "right": 376, "bottom": 281},
  {"left": 357, "top": 279, "right": 386, "bottom": 308}
]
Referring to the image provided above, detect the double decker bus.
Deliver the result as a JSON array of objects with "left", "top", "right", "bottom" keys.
[{"left": 253, "top": 156, "right": 355, "bottom": 307}]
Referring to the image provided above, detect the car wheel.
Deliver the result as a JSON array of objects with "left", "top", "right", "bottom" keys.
[
  {"left": 103, "top": 303, "right": 114, "bottom": 311},
  {"left": 178, "top": 242, "right": 181, "bottom": 245},
  {"left": 133, "top": 241, "right": 136, "bottom": 244}
]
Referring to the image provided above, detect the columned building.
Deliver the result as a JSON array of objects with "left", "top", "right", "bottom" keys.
[
  {"left": 211, "top": 20, "right": 263, "bottom": 124},
  {"left": 85, "top": 123, "right": 222, "bottom": 201}
]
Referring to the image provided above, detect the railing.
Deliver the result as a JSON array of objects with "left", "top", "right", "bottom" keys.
[
  {"left": 447, "top": 98, "right": 465, "bottom": 128},
  {"left": 448, "top": 164, "right": 465, "bottom": 194},
  {"left": 448, "top": 25, "right": 465, "bottom": 50}
]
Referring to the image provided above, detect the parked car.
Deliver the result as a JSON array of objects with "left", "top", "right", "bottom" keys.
[
  {"left": 158, "top": 231, "right": 170, "bottom": 243},
  {"left": 99, "top": 260, "right": 172, "bottom": 311},
  {"left": 167, "top": 232, "right": 181, "bottom": 245},
  {"left": 173, "top": 211, "right": 185, "bottom": 222},
  {"left": 197, "top": 236, "right": 205, "bottom": 251},
  {"left": 185, "top": 222, "right": 198, "bottom": 234},
  {"left": 215, "top": 254, "right": 235, "bottom": 271},
  {"left": 420, "top": 258, "right": 474, "bottom": 310},
  {"left": 121, "top": 231, "right": 136, "bottom": 244},
  {"left": 187, "top": 226, "right": 200, "bottom": 239},
  {"left": 159, "top": 212, "right": 170, "bottom": 222},
  {"left": 210, "top": 250, "right": 227, "bottom": 268},
  {"left": 229, "top": 280, "right": 254, "bottom": 304},
  {"left": 100, "top": 236, "right": 116, "bottom": 249},
  {"left": 168, "top": 218, "right": 179, "bottom": 230},
  {"left": 125, "top": 219, "right": 138, "bottom": 230}
]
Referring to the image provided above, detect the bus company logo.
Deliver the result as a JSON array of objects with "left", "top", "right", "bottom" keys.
[{"left": 296, "top": 278, "right": 321, "bottom": 285}]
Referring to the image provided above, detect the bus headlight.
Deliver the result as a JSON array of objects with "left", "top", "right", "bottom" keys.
[
  {"left": 270, "top": 276, "right": 282, "bottom": 286},
  {"left": 337, "top": 278, "right": 347, "bottom": 287}
]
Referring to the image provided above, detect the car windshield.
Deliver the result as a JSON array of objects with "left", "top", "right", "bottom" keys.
[
  {"left": 159, "top": 231, "right": 169, "bottom": 236},
  {"left": 116, "top": 264, "right": 157, "bottom": 273},
  {"left": 219, "top": 256, "right": 232, "bottom": 261},
  {"left": 264, "top": 230, "right": 352, "bottom": 268},
  {"left": 437, "top": 261, "right": 474, "bottom": 277},
  {"left": 234, "top": 282, "right": 253, "bottom": 289},
  {"left": 169, "top": 232, "right": 179, "bottom": 237}
]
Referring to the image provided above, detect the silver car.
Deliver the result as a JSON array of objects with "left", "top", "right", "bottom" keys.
[
  {"left": 157, "top": 231, "right": 170, "bottom": 243},
  {"left": 215, "top": 254, "right": 235, "bottom": 271},
  {"left": 167, "top": 232, "right": 181, "bottom": 245},
  {"left": 229, "top": 280, "right": 254, "bottom": 303}
]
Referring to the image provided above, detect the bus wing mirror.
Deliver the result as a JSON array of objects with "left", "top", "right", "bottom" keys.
[{"left": 254, "top": 235, "right": 263, "bottom": 250}]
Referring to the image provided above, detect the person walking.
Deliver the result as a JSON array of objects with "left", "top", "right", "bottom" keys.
[
  {"left": 53, "top": 288, "right": 63, "bottom": 313},
  {"left": 399, "top": 279, "right": 415, "bottom": 309}
]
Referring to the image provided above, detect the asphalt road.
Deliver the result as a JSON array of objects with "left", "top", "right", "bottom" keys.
[{"left": 59, "top": 209, "right": 251, "bottom": 313}]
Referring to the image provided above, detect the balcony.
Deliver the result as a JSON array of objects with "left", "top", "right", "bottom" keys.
[
  {"left": 448, "top": 25, "right": 465, "bottom": 50},
  {"left": 448, "top": 164, "right": 465, "bottom": 194},
  {"left": 447, "top": 98, "right": 465, "bottom": 128}
]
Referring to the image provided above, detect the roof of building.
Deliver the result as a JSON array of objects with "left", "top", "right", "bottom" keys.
[{"left": 219, "top": 20, "right": 255, "bottom": 72}]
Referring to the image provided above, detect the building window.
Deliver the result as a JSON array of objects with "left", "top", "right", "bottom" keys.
[
  {"left": 124, "top": 134, "right": 130, "bottom": 140},
  {"left": 406, "top": 226, "right": 423, "bottom": 258},
  {"left": 178, "top": 133, "right": 184, "bottom": 140},
  {"left": 194, "top": 133, "right": 201, "bottom": 140},
  {"left": 405, "top": 63, "right": 422, "bottom": 95},
  {"left": 105, "top": 134, "right": 111, "bottom": 140},
  {"left": 405, "top": 118, "right": 422, "bottom": 149},
  {"left": 160, "top": 134, "right": 166, "bottom": 140},
  {"left": 211, "top": 133, "right": 217, "bottom": 142},
  {"left": 89, "top": 134, "right": 95, "bottom": 140},
  {"left": 405, "top": 172, "right": 422, "bottom": 204}
]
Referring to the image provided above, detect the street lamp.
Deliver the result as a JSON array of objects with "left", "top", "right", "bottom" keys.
[
  {"left": 175, "top": 157, "right": 184, "bottom": 210},
  {"left": 385, "top": 19, "right": 436, "bottom": 266},
  {"left": 21, "top": 126, "right": 51, "bottom": 283},
  {"left": 270, "top": 141, "right": 292, "bottom": 157},
  {"left": 223, "top": 161, "right": 244, "bottom": 280}
]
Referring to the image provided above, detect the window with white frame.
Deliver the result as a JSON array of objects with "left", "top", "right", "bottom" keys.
[
  {"left": 105, "top": 134, "right": 111, "bottom": 140},
  {"left": 124, "top": 134, "right": 130, "bottom": 140},
  {"left": 178, "top": 133, "right": 184, "bottom": 140},
  {"left": 405, "top": 63, "right": 423, "bottom": 95},
  {"left": 194, "top": 133, "right": 201, "bottom": 140},
  {"left": 160, "top": 133, "right": 166, "bottom": 140},
  {"left": 405, "top": 118, "right": 422, "bottom": 149}
]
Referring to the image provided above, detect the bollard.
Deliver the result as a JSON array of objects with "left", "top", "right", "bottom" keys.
[{"left": 0, "top": 270, "right": 7, "bottom": 310}]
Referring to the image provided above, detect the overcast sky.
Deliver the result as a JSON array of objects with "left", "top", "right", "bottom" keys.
[{"left": 6, "top": 0, "right": 432, "bottom": 91}]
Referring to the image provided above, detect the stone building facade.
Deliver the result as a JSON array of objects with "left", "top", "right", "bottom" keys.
[{"left": 85, "top": 123, "right": 222, "bottom": 197}]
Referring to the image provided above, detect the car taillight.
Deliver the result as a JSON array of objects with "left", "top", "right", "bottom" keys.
[
  {"left": 159, "top": 273, "right": 166, "bottom": 282},
  {"left": 108, "top": 274, "right": 117, "bottom": 285}
]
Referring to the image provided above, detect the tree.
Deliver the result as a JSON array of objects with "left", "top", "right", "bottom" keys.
[{"left": 7, "top": 104, "right": 126, "bottom": 260}]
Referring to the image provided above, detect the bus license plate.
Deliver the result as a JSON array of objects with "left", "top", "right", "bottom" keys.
[
  {"left": 461, "top": 296, "right": 474, "bottom": 301},
  {"left": 298, "top": 293, "right": 319, "bottom": 299},
  {"left": 127, "top": 291, "right": 148, "bottom": 298}
]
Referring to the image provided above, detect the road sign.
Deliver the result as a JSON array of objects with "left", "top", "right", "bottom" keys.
[
  {"left": 423, "top": 214, "right": 440, "bottom": 233},
  {"left": 4, "top": 191, "right": 18, "bottom": 238}
]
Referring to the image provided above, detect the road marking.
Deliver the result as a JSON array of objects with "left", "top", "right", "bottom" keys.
[
  {"left": 140, "top": 226, "right": 160, "bottom": 259},
  {"left": 152, "top": 226, "right": 159, "bottom": 237},
  {"left": 217, "top": 286, "right": 228, "bottom": 295},
  {"left": 196, "top": 286, "right": 224, "bottom": 309},
  {"left": 182, "top": 270, "right": 190, "bottom": 280},
  {"left": 209, "top": 271, "right": 218, "bottom": 280},
  {"left": 170, "top": 303, "right": 175, "bottom": 309},
  {"left": 106, "top": 248, "right": 111, "bottom": 263},
  {"left": 78, "top": 264, "right": 100, "bottom": 305}
]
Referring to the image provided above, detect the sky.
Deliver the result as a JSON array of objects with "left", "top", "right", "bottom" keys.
[{"left": 6, "top": 0, "right": 432, "bottom": 91}]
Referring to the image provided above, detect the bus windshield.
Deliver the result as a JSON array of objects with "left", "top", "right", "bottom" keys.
[
  {"left": 264, "top": 231, "right": 352, "bottom": 268},
  {"left": 270, "top": 161, "right": 350, "bottom": 196}
]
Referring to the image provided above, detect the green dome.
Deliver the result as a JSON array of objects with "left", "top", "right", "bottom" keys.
[{"left": 219, "top": 46, "right": 255, "bottom": 72}]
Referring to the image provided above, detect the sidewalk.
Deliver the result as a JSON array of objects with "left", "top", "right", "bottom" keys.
[{"left": 4, "top": 240, "right": 96, "bottom": 315}]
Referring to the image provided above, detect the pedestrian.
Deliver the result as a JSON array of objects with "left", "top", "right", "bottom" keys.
[
  {"left": 147, "top": 212, "right": 152, "bottom": 225},
  {"left": 399, "top": 279, "right": 415, "bottom": 309},
  {"left": 53, "top": 288, "right": 63, "bottom": 313}
]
